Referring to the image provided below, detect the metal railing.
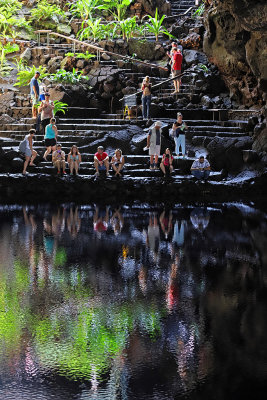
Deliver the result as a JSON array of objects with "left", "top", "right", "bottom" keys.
[{"left": 34, "top": 30, "right": 169, "bottom": 72}]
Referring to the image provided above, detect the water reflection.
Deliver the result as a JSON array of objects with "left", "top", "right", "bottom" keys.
[{"left": 0, "top": 203, "right": 267, "bottom": 399}]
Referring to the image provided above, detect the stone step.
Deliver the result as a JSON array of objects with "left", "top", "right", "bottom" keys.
[
  {"left": 11, "top": 107, "right": 100, "bottom": 119},
  {"left": 0, "top": 123, "right": 127, "bottom": 132}
]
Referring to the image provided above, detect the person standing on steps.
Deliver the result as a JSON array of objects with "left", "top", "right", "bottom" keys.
[
  {"left": 38, "top": 92, "right": 54, "bottom": 135},
  {"left": 141, "top": 76, "right": 152, "bottom": 120},
  {"left": 52, "top": 143, "right": 66, "bottom": 175},
  {"left": 171, "top": 46, "right": 183, "bottom": 94},
  {"left": 67, "top": 145, "right": 82, "bottom": 175},
  {"left": 172, "top": 112, "right": 188, "bottom": 158},
  {"left": 147, "top": 121, "right": 163, "bottom": 170},
  {"left": 43, "top": 118, "right": 58, "bottom": 161},
  {"left": 94, "top": 146, "right": 109, "bottom": 177},
  {"left": 191, "top": 156, "right": 211, "bottom": 181},
  {"left": 19, "top": 128, "right": 37, "bottom": 175},
  {"left": 160, "top": 148, "right": 174, "bottom": 177},
  {"left": 30, "top": 71, "right": 40, "bottom": 119}
]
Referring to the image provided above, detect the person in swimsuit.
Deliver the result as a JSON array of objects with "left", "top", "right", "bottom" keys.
[
  {"left": 111, "top": 148, "right": 125, "bottom": 177},
  {"left": 43, "top": 118, "right": 58, "bottom": 161},
  {"left": 20, "top": 129, "right": 37, "bottom": 175},
  {"left": 67, "top": 145, "right": 82, "bottom": 175}
]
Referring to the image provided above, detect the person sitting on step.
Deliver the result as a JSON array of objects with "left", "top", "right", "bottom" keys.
[
  {"left": 52, "top": 143, "right": 66, "bottom": 175},
  {"left": 172, "top": 112, "right": 188, "bottom": 158},
  {"left": 94, "top": 146, "right": 109, "bottom": 177},
  {"left": 67, "top": 145, "right": 82, "bottom": 175},
  {"left": 19, "top": 128, "right": 37, "bottom": 175},
  {"left": 160, "top": 148, "right": 174, "bottom": 177},
  {"left": 43, "top": 117, "right": 58, "bottom": 161},
  {"left": 191, "top": 155, "right": 211, "bottom": 181},
  {"left": 147, "top": 121, "right": 163, "bottom": 170},
  {"left": 111, "top": 148, "right": 125, "bottom": 177}
]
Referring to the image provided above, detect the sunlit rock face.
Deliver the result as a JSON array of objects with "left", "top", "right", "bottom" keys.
[{"left": 203, "top": 0, "right": 267, "bottom": 107}]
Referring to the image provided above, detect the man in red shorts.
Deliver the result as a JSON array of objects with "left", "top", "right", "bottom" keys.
[
  {"left": 171, "top": 46, "right": 183, "bottom": 94},
  {"left": 94, "top": 146, "right": 109, "bottom": 177}
]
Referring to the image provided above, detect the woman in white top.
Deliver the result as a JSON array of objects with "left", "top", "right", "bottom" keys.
[
  {"left": 111, "top": 149, "right": 125, "bottom": 177},
  {"left": 20, "top": 129, "right": 37, "bottom": 175}
]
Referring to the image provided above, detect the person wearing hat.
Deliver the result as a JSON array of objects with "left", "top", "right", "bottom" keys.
[
  {"left": 19, "top": 129, "right": 37, "bottom": 175},
  {"left": 38, "top": 92, "right": 54, "bottom": 135},
  {"left": 30, "top": 71, "right": 40, "bottom": 118},
  {"left": 147, "top": 121, "right": 163, "bottom": 170},
  {"left": 94, "top": 146, "right": 110, "bottom": 177},
  {"left": 52, "top": 143, "right": 66, "bottom": 175}
]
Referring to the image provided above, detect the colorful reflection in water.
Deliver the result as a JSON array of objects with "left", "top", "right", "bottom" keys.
[{"left": 0, "top": 203, "right": 267, "bottom": 400}]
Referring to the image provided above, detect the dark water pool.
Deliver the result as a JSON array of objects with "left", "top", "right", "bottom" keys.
[{"left": 0, "top": 203, "right": 267, "bottom": 400}]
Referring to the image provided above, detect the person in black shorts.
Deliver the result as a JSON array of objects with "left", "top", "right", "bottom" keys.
[{"left": 43, "top": 118, "right": 58, "bottom": 161}]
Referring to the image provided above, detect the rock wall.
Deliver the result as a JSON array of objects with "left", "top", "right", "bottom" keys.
[{"left": 203, "top": 0, "right": 267, "bottom": 107}]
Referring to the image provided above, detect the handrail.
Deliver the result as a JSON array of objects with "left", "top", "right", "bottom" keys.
[
  {"left": 121, "top": 69, "right": 193, "bottom": 101},
  {"left": 35, "top": 30, "right": 168, "bottom": 72},
  {"left": 165, "top": 6, "right": 194, "bottom": 20}
]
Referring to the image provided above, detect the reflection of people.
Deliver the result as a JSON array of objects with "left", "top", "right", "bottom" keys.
[
  {"left": 160, "top": 210, "right": 173, "bottom": 240},
  {"left": 147, "top": 212, "right": 160, "bottom": 257},
  {"left": 173, "top": 220, "right": 185, "bottom": 247},
  {"left": 111, "top": 208, "right": 124, "bottom": 235},
  {"left": 191, "top": 156, "right": 211, "bottom": 181},
  {"left": 190, "top": 208, "right": 210, "bottom": 231},
  {"left": 166, "top": 256, "right": 179, "bottom": 311},
  {"left": 67, "top": 206, "right": 81, "bottom": 238},
  {"left": 93, "top": 206, "right": 109, "bottom": 235}
]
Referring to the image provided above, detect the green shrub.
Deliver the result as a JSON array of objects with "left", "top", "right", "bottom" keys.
[
  {"left": 53, "top": 101, "right": 68, "bottom": 116},
  {"left": 30, "top": 0, "right": 66, "bottom": 25},
  {"left": 14, "top": 65, "right": 47, "bottom": 87},
  {"left": 68, "top": 0, "right": 103, "bottom": 21},
  {"left": 99, "top": 0, "right": 133, "bottom": 21},
  {"left": 50, "top": 68, "right": 89, "bottom": 84},
  {"left": 145, "top": 8, "right": 173, "bottom": 41},
  {"left": 65, "top": 51, "right": 96, "bottom": 60},
  {"left": 0, "top": 42, "right": 19, "bottom": 76}
]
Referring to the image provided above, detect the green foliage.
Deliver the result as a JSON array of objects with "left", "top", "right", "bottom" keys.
[
  {"left": 99, "top": 0, "right": 133, "bottom": 21},
  {"left": 68, "top": 0, "right": 103, "bottom": 21},
  {"left": 145, "top": 8, "right": 172, "bottom": 41},
  {"left": 65, "top": 51, "right": 96, "bottom": 60},
  {"left": 193, "top": 1, "right": 205, "bottom": 17},
  {"left": 78, "top": 17, "right": 104, "bottom": 42},
  {"left": 54, "top": 247, "right": 67, "bottom": 265},
  {"left": 115, "top": 16, "right": 137, "bottom": 41},
  {"left": 50, "top": 68, "right": 89, "bottom": 84},
  {"left": 0, "top": 42, "right": 19, "bottom": 76},
  {"left": 30, "top": 0, "right": 66, "bottom": 25},
  {"left": 197, "top": 63, "right": 209, "bottom": 72},
  {"left": 14, "top": 65, "right": 47, "bottom": 87}
]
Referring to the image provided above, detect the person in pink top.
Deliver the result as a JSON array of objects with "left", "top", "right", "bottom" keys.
[
  {"left": 94, "top": 146, "right": 109, "bottom": 177},
  {"left": 160, "top": 148, "right": 174, "bottom": 177}
]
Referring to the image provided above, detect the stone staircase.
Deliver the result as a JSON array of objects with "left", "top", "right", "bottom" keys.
[
  {"left": 169, "top": 0, "right": 197, "bottom": 15},
  {"left": 0, "top": 109, "right": 252, "bottom": 181}
]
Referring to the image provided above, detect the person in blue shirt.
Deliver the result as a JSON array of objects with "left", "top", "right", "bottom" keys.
[{"left": 30, "top": 71, "right": 40, "bottom": 118}]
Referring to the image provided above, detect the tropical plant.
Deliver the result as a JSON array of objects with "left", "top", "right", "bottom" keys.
[
  {"left": 65, "top": 51, "right": 96, "bottom": 60},
  {"left": 0, "top": 42, "right": 19, "bottom": 76},
  {"left": 68, "top": 0, "right": 103, "bottom": 21},
  {"left": 30, "top": 0, "right": 66, "bottom": 25},
  {"left": 116, "top": 16, "right": 137, "bottom": 41},
  {"left": 53, "top": 100, "right": 68, "bottom": 116},
  {"left": 144, "top": 8, "right": 172, "bottom": 41},
  {"left": 50, "top": 68, "right": 88, "bottom": 84},
  {"left": 0, "top": 1, "right": 32, "bottom": 35},
  {"left": 193, "top": 1, "right": 205, "bottom": 17},
  {"left": 99, "top": 0, "right": 133, "bottom": 21},
  {"left": 78, "top": 17, "right": 104, "bottom": 42},
  {"left": 14, "top": 65, "right": 47, "bottom": 87}
]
